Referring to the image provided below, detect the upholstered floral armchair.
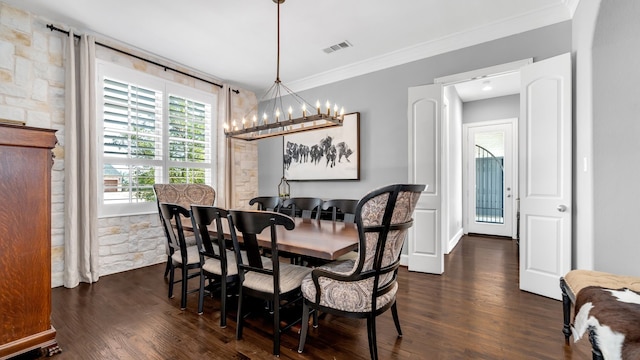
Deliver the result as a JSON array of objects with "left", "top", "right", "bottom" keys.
[{"left": 297, "top": 183, "right": 425, "bottom": 360}]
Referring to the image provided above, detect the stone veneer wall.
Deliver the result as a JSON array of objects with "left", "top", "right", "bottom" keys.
[{"left": 0, "top": 1, "right": 258, "bottom": 287}]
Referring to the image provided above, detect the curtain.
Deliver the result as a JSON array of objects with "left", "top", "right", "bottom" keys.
[
  {"left": 63, "top": 32, "right": 99, "bottom": 288},
  {"left": 216, "top": 84, "right": 233, "bottom": 209}
]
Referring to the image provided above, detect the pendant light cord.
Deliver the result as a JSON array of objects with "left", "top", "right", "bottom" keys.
[{"left": 276, "top": 1, "right": 281, "bottom": 84}]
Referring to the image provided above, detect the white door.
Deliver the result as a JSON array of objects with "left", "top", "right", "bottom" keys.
[
  {"left": 465, "top": 120, "right": 515, "bottom": 237},
  {"left": 407, "top": 84, "right": 443, "bottom": 274},
  {"left": 519, "top": 53, "right": 572, "bottom": 300}
]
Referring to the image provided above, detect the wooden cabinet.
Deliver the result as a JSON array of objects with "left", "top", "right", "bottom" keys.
[{"left": 0, "top": 123, "right": 59, "bottom": 359}]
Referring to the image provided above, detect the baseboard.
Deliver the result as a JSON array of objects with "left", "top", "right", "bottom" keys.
[
  {"left": 447, "top": 228, "right": 464, "bottom": 254},
  {"left": 400, "top": 254, "right": 409, "bottom": 266}
]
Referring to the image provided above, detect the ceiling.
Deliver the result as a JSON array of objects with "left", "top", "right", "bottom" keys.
[
  {"left": 5, "top": 0, "right": 577, "bottom": 98},
  {"left": 454, "top": 72, "right": 521, "bottom": 102}
]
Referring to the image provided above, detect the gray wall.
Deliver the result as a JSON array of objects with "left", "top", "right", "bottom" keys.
[
  {"left": 258, "top": 22, "right": 572, "bottom": 201},
  {"left": 462, "top": 95, "right": 519, "bottom": 124},
  {"left": 591, "top": 1, "right": 640, "bottom": 276}
]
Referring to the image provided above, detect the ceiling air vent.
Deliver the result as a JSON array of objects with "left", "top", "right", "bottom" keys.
[{"left": 323, "top": 40, "right": 353, "bottom": 54}]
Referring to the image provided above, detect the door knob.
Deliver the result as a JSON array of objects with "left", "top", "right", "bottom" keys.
[{"left": 557, "top": 205, "right": 567, "bottom": 212}]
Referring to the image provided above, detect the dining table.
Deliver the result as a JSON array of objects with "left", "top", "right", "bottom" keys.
[{"left": 183, "top": 216, "right": 359, "bottom": 261}]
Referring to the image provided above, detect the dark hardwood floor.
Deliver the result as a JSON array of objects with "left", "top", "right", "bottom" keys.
[{"left": 44, "top": 235, "right": 592, "bottom": 359}]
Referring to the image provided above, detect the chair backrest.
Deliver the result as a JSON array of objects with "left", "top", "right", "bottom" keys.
[
  {"left": 227, "top": 210, "right": 295, "bottom": 290},
  {"left": 322, "top": 199, "right": 359, "bottom": 223},
  {"left": 190, "top": 205, "right": 230, "bottom": 274},
  {"left": 153, "top": 183, "right": 216, "bottom": 209},
  {"left": 282, "top": 197, "right": 323, "bottom": 220},
  {"left": 351, "top": 184, "right": 425, "bottom": 290},
  {"left": 249, "top": 196, "right": 282, "bottom": 212},
  {"left": 153, "top": 184, "right": 215, "bottom": 255},
  {"left": 158, "top": 202, "right": 192, "bottom": 261}
]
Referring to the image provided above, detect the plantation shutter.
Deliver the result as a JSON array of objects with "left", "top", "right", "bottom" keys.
[
  {"left": 167, "top": 95, "right": 212, "bottom": 184},
  {"left": 102, "top": 78, "right": 163, "bottom": 160}
]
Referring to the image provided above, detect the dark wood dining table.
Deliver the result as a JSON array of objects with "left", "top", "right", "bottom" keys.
[{"left": 183, "top": 217, "right": 359, "bottom": 261}]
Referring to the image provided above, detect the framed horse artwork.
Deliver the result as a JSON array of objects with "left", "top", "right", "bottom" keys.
[{"left": 283, "top": 112, "right": 360, "bottom": 180}]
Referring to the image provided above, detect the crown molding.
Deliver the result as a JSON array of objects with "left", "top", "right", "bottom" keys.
[
  {"left": 563, "top": 0, "right": 582, "bottom": 18},
  {"left": 285, "top": 3, "right": 572, "bottom": 94}
]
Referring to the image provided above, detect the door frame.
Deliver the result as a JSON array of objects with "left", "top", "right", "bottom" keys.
[
  {"left": 406, "top": 59, "right": 532, "bottom": 273},
  {"left": 462, "top": 118, "right": 518, "bottom": 239}
]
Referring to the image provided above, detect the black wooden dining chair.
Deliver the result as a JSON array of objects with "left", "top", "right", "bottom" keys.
[
  {"left": 227, "top": 210, "right": 312, "bottom": 356},
  {"left": 282, "top": 197, "right": 323, "bottom": 220},
  {"left": 297, "top": 184, "right": 425, "bottom": 360},
  {"left": 249, "top": 196, "right": 282, "bottom": 212},
  {"left": 153, "top": 184, "right": 215, "bottom": 280},
  {"left": 158, "top": 202, "right": 203, "bottom": 311},
  {"left": 190, "top": 205, "right": 243, "bottom": 327},
  {"left": 322, "top": 199, "right": 359, "bottom": 223}
]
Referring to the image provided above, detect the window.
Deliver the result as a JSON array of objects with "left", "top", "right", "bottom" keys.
[{"left": 97, "top": 61, "right": 217, "bottom": 216}]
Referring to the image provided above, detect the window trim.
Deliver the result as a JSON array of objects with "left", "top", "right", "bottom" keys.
[{"left": 96, "top": 60, "right": 217, "bottom": 218}]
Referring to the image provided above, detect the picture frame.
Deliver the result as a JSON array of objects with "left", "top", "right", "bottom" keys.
[{"left": 283, "top": 112, "right": 360, "bottom": 180}]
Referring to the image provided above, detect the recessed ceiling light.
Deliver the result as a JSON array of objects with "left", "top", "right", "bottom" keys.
[{"left": 481, "top": 80, "right": 492, "bottom": 91}]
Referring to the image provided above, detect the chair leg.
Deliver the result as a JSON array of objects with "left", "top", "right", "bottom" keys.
[
  {"left": 561, "top": 280, "right": 572, "bottom": 345},
  {"left": 367, "top": 315, "right": 378, "bottom": 360},
  {"left": 298, "top": 303, "right": 310, "bottom": 353},
  {"left": 312, "top": 307, "right": 318, "bottom": 328},
  {"left": 236, "top": 287, "right": 244, "bottom": 340},
  {"left": 273, "top": 294, "right": 280, "bottom": 356},
  {"left": 391, "top": 301, "right": 402, "bottom": 337},
  {"left": 168, "top": 263, "right": 175, "bottom": 299},
  {"left": 197, "top": 270, "right": 205, "bottom": 315},
  {"left": 220, "top": 278, "right": 227, "bottom": 328},
  {"left": 180, "top": 266, "right": 188, "bottom": 310},
  {"left": 164, "top": 258, "right": 171, "bottom": 278}
]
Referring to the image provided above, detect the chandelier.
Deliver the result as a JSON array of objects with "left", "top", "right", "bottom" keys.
[{"left": 224, "top": 0, "right": 345, "bottom": 141}]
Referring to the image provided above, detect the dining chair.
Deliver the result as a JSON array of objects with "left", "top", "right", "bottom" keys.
[
  {"left": 297, "top": 183, "right": 425, "bottom": 360},
  {"left": 320, "top": 199, "right": 361, "bottom": 262},
  {"left": 249, "top": 196, "right": 282, "bottom": 212},
  {"left": 153, "top": 184, "right": 215, "bottom": 280},
  {"left": 190, "top": 205, "right": 243, "bottom": 327},
  {"left": 158, "top": 202, "right": 203, "bottom": 311},
  {"left": 322, "top": 199, "right": 359, "bottom": 223},
  {"left": 227, "top": 210, "right": 312, "bottom": 356},
  {"left": 281, "top": 197, "right": 323, "bottom": 220}
]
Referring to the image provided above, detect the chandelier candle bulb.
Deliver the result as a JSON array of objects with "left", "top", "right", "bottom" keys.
[
  {"left": 253, "top": 115, "right": 257, "bottom": 125},
  {"left": 288, "top": 106, "right": 292, "bottom": 120},
  {"left": 302, "top": 104, "right": 307, "bottom": 117},
  {"left": 316, "top": 100, "right": 321, "bottom": 115},
  {"left": 275, "top": 108, "right": 280, "bottom": 122},
  {"left": 326, "top": 100, "right": 331, "bottom": 115}
]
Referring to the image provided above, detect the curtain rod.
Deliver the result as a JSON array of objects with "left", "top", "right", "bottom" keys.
[{"left": 47, "top": 24, "right": 240, "bottom": 94}]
